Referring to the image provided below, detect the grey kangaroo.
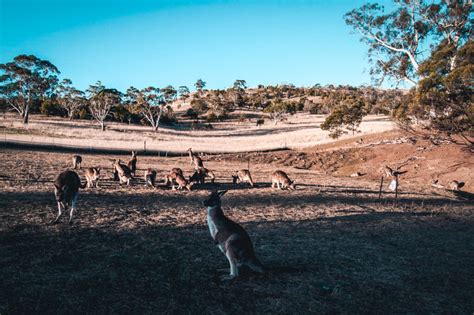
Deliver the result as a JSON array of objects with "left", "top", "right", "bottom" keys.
[
  {"left": 203, "top": 190, "right": 265, "bottom": 281},
  {"left": 53, "top": 170, "right": 86, "bottom": 225}
]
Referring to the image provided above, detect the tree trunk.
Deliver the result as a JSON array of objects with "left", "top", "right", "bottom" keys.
[
  {"left": 101, "top": 121, "right": 105, "bottom": 131},
  {"left": 22, "top": 110, "right": 29, "bottom": 124}
]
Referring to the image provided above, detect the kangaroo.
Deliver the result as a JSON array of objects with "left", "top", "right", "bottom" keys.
[
  {"left": 164, "top": 169, "right": 182, "bottom": 186},
  {"left": 271, "top": 170, "right": 295, "bottom": 190},
  {"left": 84, "top": 167, "right": 101, "bottom": 188},
  {"left": 449, "top": 180, "right": 465, "bottom": 191},
  {"left": 189, "top": 167, "right": 216, "bottom": 184},
  {"left": 187, "top": 147, "right": 204, "bottom": 168},
  {"left": 72, "top": 155, "right": 82, "bottom": 169},
  {"left": 170, "top": 173, "right": 193, "bottom": 191},
  {"left": 113, "top": 159, "right": 132, "bottom": 185},
  {"left": 256, "top": 119, "right": 264, "bottom": 127},
  {"left": 203, "top": 190, "right": 265, "bottom": 281},
  {"left": 232, "top": 169, "right": 254, "bottom": 187},
  {"left": 53, "top": 170, "right": 86, "bottom": 225},
  {"left": 144, "top": 168, "right": 157, "bottom": 187},
  {"left": 171, "top": 168, "right": 183, "bottom": 176},
  {"left": 127, "top": 151, "right": 137, "bottom": 177}
]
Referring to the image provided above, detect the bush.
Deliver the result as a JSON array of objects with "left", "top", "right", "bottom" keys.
[{"left": 40, "top": 100, "right": 63, "bottom": 116}]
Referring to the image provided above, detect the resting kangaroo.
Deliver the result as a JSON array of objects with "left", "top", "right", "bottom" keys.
[
  {"left": 72, "top": 155, "right": 82, "bottom": 169},
  {"left": 271, "top": 170, "right": 295, "bottom": 190},
  {"left": 113, "top": 159, "right": 132, "bottom": 185},
  {"left": 187, "top": 148, "right": 204, "bottom": 168},
  {"left": 449, "top": 180, "right": 465, "bottom": 191},
  {"left": 144, "top": 168, "right": 157, "bottom": 187},
  {"left": 128, "top": 151, "right": 137, "bottom": 177},
  {"left": 189, "top": 167, "right": 215, "bottom": 184},
  {"left": 84, "top": 167, "right": 101, "bottom": 188},
  {"left": 232, "top": 169, "right": 254, "bottom": 187},
  {"left": 203, "top": 190, "right": 265, "bottom": 281},
  {"left": 53, "top": 170, "right": 86, "bottom": 224}
]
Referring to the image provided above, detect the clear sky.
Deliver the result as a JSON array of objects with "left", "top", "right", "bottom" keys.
[{"left": 0, "top": 0, "right": 393, "bottom": 92}]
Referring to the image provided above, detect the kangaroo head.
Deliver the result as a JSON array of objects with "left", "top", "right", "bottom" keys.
[
  {"left": 203, "top": 190, "right": 227, "bottom": 207},
  {"left": 131, "top": 151, "right": 137, "bottom": 157},
  {"left": 94, "top": 168, "right": 101, "bottom": 178},
  {"left": 289, "top": 181, "right": 296, "bottom": 190}
]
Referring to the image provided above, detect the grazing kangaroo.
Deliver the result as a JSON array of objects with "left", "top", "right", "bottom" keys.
[
  {"left": 72, "top": 155, "right": 82, "bottom": 169},
  {"left": 168, "top": 173, "right": 193, "bottom": 191},
  {"left": 128, "top": 151, "right": 137, "bottom": 177},
  {"left": 189, "top": 167, "right": 216, "bottom": 184},
  {"left": 164, "top": 169, "right": 182, "bottom": 186},
  {"left": 171, "top": 168, "right": 184, "bottom": 176},
  {"left": 232, "top": 169, "right": 254, "bottom": 187},
  {"left": 449, "top": 180, "right": 465, "bottom": 191},
  {"left": 144, "top": 168, "right": 157, "bottom": 187},
  {"left": 84, "top": 167, "right": 101, "bottom": 188},
  {"left": 187, "top": 148, "right": 204, "bottom": 168},
  {"left": 271, "top": 170, "right": 295, "bottom": 190},
  {"left": 53, "top": 170, "right": 86, "bottom": 224},
  {"left": 113, "top": 159, "right": 132, "bottom": 185},
  {"left": 256, "top": 119, "right": 264, "bottom": 127},
  {"left": 203, "top": 190, "right": 265, "bottom": 281}
]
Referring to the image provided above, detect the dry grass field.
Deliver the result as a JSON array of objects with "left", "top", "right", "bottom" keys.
[
  {"left": 0, "top": 112, "right": 395, "bottom": 152},
  {"left": 1, "top": 143, "right": 473, "bottom": 313}
]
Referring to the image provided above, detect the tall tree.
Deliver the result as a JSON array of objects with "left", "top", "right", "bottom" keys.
[
  {"left": 345, "top": 0, "right": 472, "bottom": 86},
  {"left": 178, "top": 85, "right": 190, "bottom": 106},
  {"left": 194, "top": 79, "right": 206, "bottom": 94},
  {"left": 56, "top": 79, "right": 86, "bottom": 119},
  {"left": 231, "top": 79, "right": 247, "bottom": 108},
  {"left": 87, "top": 81, "right": 121, "bottom": 131},
  {"left": 126, "top": 86, "right": 166, "bottom": 131},
  {"left": 263, "top": 98, "right": 298, "bottom": 125},
  {"left": 0, "top": 54, "right": 60, "bottom": 124}
]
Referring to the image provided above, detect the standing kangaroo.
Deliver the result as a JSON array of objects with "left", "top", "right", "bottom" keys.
[
  {"left": 232, "top": 169, "right": 254, "bottom": 187},
  {"left": 113, "top": 159, "right": 132, "bottom": 185},
  {"left": 203, "top": 190, "right": 265, "bottom": 281},
  {"left": 72, "top": 155, "right": 82, "bottom": 169},
  {"left": 144, "top": 168, "right": 157, "bottom": 187},
  {"left": 84, "top": 167, "right": 101, "bottom": 188},
  {"left": 271, "top": 170, "right": 295, "bottom": 190},
  {"left": 187, "top": 148, "right": 204, "bottom": 168},
  {"left": 128, "top": 151, "right": 137, "bottom": 177},
  {"left": 53, "top": 170, "right": 86, "bottom": 225}
]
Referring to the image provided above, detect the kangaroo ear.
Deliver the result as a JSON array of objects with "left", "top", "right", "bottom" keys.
[{"left": 217, "top": 190, "right": 228, "bottom": 197}]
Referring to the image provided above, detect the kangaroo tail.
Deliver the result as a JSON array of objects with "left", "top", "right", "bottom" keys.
[{"left": 246, "top": 256, "right": 266, "bottom": 273}]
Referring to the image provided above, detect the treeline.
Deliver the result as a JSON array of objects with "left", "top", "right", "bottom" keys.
[{"left": 0, "top": 55, "right": 405, "bottom": 134}]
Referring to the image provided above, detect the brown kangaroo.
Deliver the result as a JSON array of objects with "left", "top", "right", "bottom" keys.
[
  {"left": 203, "top": 190, "right": 265, "bottom": 281},
  {"left": 232, "top": 169, "right": 254, "bottom": 187},
  {"left": 72, "top": 155, "right": 82, "bottom": 169},
  {"left": 187, "top": 148, "right": 204, "bottom": 168},
  {"left": 84, "top": 167, "right": 101, "bottom": 188},
  {"left": 189, "top": 167, "right": 216, "bottom": 184},
  {"left": 271, "top": 170, "right": 295, "bottom": 190},
  {"left": 166, "top": 171, "right": 193, "bottom": 191},
  {"left": 113, "top": 159, "right": 132, "bottom": 185},
  {"left": 144, "top": 168, "right": 157, "bottom": 187},
  {"left": 127, "top": 151, "right": 137, "bottom": 177},
  {"left": 53, "top": 170, "right": 86, "bottom": 225}
]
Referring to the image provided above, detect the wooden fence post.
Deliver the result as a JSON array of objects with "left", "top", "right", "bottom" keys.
[{"left": 378, "top": 176, "right": 384, "bottom": 200}]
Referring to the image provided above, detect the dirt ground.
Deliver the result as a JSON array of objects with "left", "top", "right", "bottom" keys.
[{"left": 1, "top": 147, "right": 473, "bottom": 313}]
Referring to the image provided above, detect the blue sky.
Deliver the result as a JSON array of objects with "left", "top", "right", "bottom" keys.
[{"left": 0, "top": 0, "right": 393, "bottom": 92}]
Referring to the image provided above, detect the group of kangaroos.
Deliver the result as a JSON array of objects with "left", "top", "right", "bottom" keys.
[{"left": 53, "top": 148, "right": 294, "bottom": 280}]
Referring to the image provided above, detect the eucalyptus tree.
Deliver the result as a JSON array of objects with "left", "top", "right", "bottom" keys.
[
  {"left": 0, "top": 54, "right": 60, "bottom": 124},
  {"left": 56, "top": 79, "right": 86, "bottom": 119},
  {"left": 177, "top": 86, "right": 190, "bottom": 106},
  {"left": 87, "top": 81, "right": 121, "bottom": 131},
  {"left": 345, "top": 0, "right": 472, "bottom": 86},
  {"left": 194, "top": 79, "right": 206, "bottom": 95},
  {"left": 231, "top": 79, "right": 247, "bottom": 108},
  {"left": 126, "top": 86, "right": 167, "bottom": 131}
]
